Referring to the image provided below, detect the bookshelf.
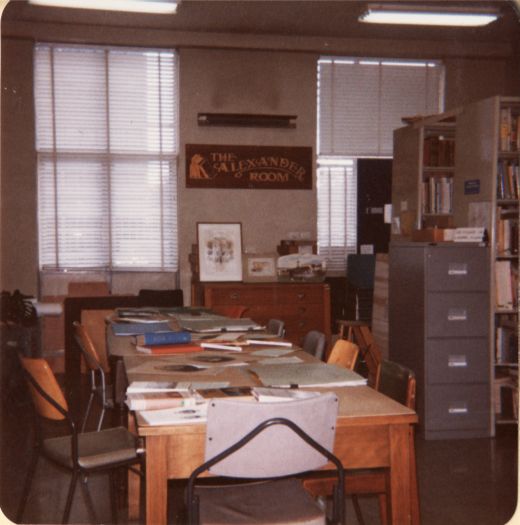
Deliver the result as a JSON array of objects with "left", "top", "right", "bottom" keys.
[
  {"left": 452, "top": 96, "right": 519, "bottom": 432},
  {"left": 392, "top": 111, "right": 457, "bottom": 233}
]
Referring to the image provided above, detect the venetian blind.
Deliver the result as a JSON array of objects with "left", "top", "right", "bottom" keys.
[
  {"left": 318, "top": 57, "right": 444, "bottom": 157},
  {"left": 317, "top": 57, "right": 444, "bottom": 273},
  {"left": 35, "top": 43, "right": 179, "bottom": 271}
]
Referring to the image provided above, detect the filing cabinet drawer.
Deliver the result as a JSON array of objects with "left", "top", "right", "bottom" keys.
[
  {"left": 425, "top": 384, "right": 490, "bottom": 431},
  {"left": 426, "top": 292, "right": 488, "bottom": 337},
  {"left": 426, "top": 247, "right": 488, "bottom": 292},
  {"left": 426, "top": 338, "right": 489, "bottom": 384}
]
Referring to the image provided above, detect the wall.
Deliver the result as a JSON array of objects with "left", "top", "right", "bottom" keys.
[
  {"left": 177, "top": 48, "right": 318, "bottom": 298},
  {"left": 1, "top": 21, "right": 518, "bottom": 301}
]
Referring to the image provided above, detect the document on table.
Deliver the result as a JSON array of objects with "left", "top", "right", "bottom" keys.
[
  {"left": 139, "top": 404, "right": 208, "bottom": 426},
  {"left": 248, "top": 363, "right": 368, "bottom": 388}
]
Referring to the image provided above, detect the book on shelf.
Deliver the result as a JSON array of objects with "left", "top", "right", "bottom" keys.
[
  {"left": 135, "top": 343, "right": 201, "bottom": 355},
  {"left": 499, "top": 107, "right": 520, "bottom": 153},
  {"left": 496, "top": 160, "right": 519, "bottom": 200},
  {"left": 135, "top": 330, "right": 192, "bottom": 346},
  {"left": 126, "top": 389, "right": 204, "bottom": 411},
  {"left": 496, "top": 207, "right": 519, "bottom": 256},
  {"left": 495, "top": 260, "right": 517, "bottom": 309},
  {"left": 495, "top": 322, "right": 519, "bottom": 364},
  {"left": 252, "top": 387, "right": 321, "bottom": 403}
]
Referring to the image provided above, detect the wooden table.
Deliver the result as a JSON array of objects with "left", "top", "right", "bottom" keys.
[{"left": 109, "top": 330, "right": 418, "bottom": 525}]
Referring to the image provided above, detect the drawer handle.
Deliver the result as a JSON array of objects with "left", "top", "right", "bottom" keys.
[
  {"left": 448, "top": 405, "right": 468, "bottom": 415},
  {"left": 297, "top": 293, "right": 306, "bottom": 300},
  {"left": 298, "top": 321, "right": 306, "bottom": 328},
  {"left": 447, "top": 308, "right": 467, "bottom": 321},
  {"left": 229, "top": 292, "right": 240, "bottom": 300},
  {"left": 298, "top": 306, "right": 307, "bottom": 314},
  {"left": 448, "top": 355, "right": 468, "bottom": 368},
  {"left": 448, "top": 263, "right": 468, "bottom": 276}
]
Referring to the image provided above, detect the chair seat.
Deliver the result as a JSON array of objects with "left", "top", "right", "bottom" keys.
[
  {"left": 43, "top": 426, "right": 139, "bottom": 470},
  {"left": 196, "top": 477, "right": 325, "bottom": 525}
]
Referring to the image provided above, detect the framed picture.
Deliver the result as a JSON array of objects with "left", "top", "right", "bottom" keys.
[
  {"left": 197, "top": 223, "right": 243, "bottom": 282},
  {"left": 243, "top": 253, "right": 277, "bottom": 283}
]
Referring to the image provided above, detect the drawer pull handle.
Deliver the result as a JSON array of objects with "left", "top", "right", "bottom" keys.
[
  {"left": 229, "top": 293, "right": 240, "bottom": 300},
  {"left": 448, "top": 405, "right": 468, "bottom": 415},
  {"left": 448, "top": 263, "right": 468, "bottom": 276},
  {"left": 447, "top": 308, "right": 467, "bottom": 321},
  {"left": 448, "top": 355, "right": 468, "bottom": 368},
  {"left": 297, "top": 293, "right": 306, "bottom": 300}
]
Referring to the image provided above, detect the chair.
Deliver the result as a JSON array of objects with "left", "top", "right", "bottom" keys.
[
  {"left": 137, "top": 288, "right": 184, "bottom": 307},
  {"left": 303, "top": 360, "right": 419, "bottom": 525},
  {"left": 266, "top": 318, "right": 285, "bottom": 337},
  {"left": 327, "top": 339, "right": 359, "bottom": 370},
  {"left": 73, "top": 321, "right": 113, "bottom": 432},
  {"left": 16, "top": 356, "right": 144, "bottom": 524},
  {"left": 344, "top": 254, "right": 376, "bottom": 324},
  {"left": 336, "top": 321, "right": 382, "bottom": 388},
  {"left": 301, "top": 330, "right": 327, "bottom": 361},
  {"left": 186, "top": 393, "right": 345, "bottom": 525}
]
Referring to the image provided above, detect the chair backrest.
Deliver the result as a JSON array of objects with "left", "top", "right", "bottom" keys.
[
  {"left": 19, "top": 356, "right": 68, "bottom": 421},
  {"left": 73, "top": 321, "right": 105, "bottom": 373},
  {"left": 138, "top": 288, "right": 184, "bottom": 307},
  {"left": 327, "top": 339, "right": 359, "bottom": 370},
  {"left": 302, "top": 330, "right": 326, "bottom": 360},
  {"left": 266, "top": 318, "right": 285, "bottom": 337},
  {"left": 378, "top": 360, "right": 416, "bottom": 409},
  {"left": 204, "top": 393, "right": 338, "bottom": 478},
  {"left": 81, "top": 309, "right": 113, "bottom": 372}
]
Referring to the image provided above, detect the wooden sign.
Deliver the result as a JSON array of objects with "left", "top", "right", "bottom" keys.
[{"left": 186, "top": 144, "right": 312, "bottom": 189}]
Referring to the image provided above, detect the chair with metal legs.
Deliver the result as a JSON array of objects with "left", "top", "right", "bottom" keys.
[{"left": 16, "top": 356, "right": 144, "bottom": 524}]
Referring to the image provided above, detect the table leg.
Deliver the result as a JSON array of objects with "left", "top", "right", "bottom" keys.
[
  {"left": 146, "top": 435, "right": 169, "bottom": 525},
  {"left": 389, "top": 424, "right": 412, "bottom": 525}
]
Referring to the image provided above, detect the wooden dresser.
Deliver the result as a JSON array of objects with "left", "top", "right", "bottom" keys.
[{"left": 199, "top": 282, "right": 331, "bottom": 346}]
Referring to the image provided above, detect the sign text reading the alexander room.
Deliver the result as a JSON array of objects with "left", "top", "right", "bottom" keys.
[{"left": 186, "top": 144, "right": 312, "bottom": 189}]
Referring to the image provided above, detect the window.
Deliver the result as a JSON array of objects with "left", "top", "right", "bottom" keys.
[
  {"left": 317, "top": 57, "right": 444, "bottom": 273},
  {"left": 35, "top": 43, "right": 179, "bottom": 272}
]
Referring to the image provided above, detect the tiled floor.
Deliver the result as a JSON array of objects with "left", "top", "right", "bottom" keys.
[{"left": 2, "top": 385, "right": 518, "bottom": 525}]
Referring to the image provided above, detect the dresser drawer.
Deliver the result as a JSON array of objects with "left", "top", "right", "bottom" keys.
[
  {"left": 426, "top": 338, "right": 489, "bottom": 384},
  {"left": 425, "top": 384, "right": 490, "bottom": 431},
  {"left": 426, "top": 292, "right": 488, "bottom": 338},
  {"left": 204, "top": 284, "right": 324, "bottom": 306},
  {"left": 426, "top": 247, "right": 488, "bottom": 292}
]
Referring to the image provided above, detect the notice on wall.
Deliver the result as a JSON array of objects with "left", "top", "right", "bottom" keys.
[{"left": 185, "top": 144, "right": 312, "bottom": 190}]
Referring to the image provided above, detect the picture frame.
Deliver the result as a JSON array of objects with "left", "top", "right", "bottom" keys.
[
  {"left": 197, "top": 222, "right": 243, "bottom": 282},
  {"left": 243, "top": 253, "right": 277, "bottom": 283}
]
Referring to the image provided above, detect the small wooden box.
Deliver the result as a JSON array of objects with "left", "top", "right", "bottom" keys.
[{"left": 411, "top": 228, "right": 445, "bottom": 242}]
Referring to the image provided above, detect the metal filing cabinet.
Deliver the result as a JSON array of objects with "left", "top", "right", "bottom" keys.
[{"left": 389, "top": 242, "right": 490, "bottom": 439}]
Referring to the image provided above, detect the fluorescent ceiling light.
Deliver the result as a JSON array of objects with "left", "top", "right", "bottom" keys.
[
  {"left": 29, "top": 0, "right": 179, "bottom": 14},
  {"left": 359, "top": 4, "right": 499, "bottom": 27}
]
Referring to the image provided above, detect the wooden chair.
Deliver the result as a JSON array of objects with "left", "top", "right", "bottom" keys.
[
  {"left": 186, "top": 393, "right": 345, "bottom": 525},
  {"left": 327, "top": 339, "right": 359, "bottom": 370},
  {"left": 337, "top": 320, "right": 382, "bottom": 388},
  {"left": 73, "top": 321, "right": 113, "bottom": 432},
  {"left": 301, "top": 330, "right": 327, "bottom": 361},
  {"left": 16, "top": 356, "right": 144, "bottom": 524},
  {"left": 303, "top": 360, "right": 420, "bottom": 525}
]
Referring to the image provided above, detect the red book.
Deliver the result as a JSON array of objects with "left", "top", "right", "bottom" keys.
[{"left": 136, "top": 343, "right": 201, "bottom": 355}]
